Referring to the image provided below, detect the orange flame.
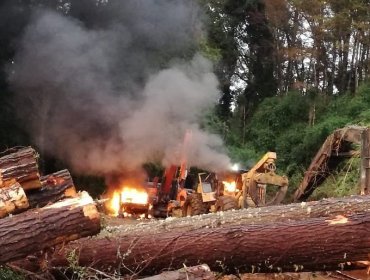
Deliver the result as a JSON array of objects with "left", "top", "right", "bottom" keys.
[
  {"left": 121, "top": 187, "right": 149, "bottom": 204},
  {"left": 223, "top": 181, "right": 236, "bottom": 192},
  {"left": 106, "top": 186, "right": 149, "bottom": 216}
]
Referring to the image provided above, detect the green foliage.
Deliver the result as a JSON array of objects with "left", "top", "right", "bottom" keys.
[
  {"left": 198, "top": 39, "right": 222, "bottom": 63},
  {"left": 310, "top": 158, "right": 360, "bottom": 200},
  {"left": 323, "top": 84, "right": 370, "bottom": 119},
  {"left": 0, "top": 267, "right": 24, "bottom": 280},
  {"left": 202, "top": 108, "right": 229, "bottom": 137},
  {"left": 227, "top": 145, "right": 259, "bottom": 169},
  {"left": 225, "top": 82, "right": 370, "bottom": 199},
  {"left": 65, "top": 249, "right": 87, "bottom": 280}
]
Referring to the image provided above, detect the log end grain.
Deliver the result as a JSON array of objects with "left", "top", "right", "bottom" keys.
[{"left": 0, "top": 182, "right": 29, "bottom": 218}]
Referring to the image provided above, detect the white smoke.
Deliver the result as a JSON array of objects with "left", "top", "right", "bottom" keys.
[{"left": 9, "top": 5, "right": 231, "bottom": 175}]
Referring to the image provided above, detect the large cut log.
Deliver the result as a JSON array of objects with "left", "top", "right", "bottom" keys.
[
  {"left": 40, "top": 196, "right": 370, "bottom": 275},
  {"left": 0, "top": 147, "right": 41, "bottom": 190},
  {"left": 110, "top": 195, "right": 370, "bottom": 235},
  {"left": 0, "top": 181, "right": 29, "bottom": 218},
  {"left": 0, "top": 191, "right": 100, "bottom": 264},
  {"left": 27, "top": 169, "right": 77, "bottom": 208}
]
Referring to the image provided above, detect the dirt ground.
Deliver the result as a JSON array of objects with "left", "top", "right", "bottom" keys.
[{"left": 102, "top": 214, "right": 370, "bottom": 280}]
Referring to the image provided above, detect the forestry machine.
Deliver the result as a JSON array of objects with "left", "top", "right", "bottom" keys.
[
  {"left": 198, "top": 151, "right": 289, "bottom": 213},
  {"left": 236, "top": 151, "right": 288, "bottom": 208},
  {"left": 150, "top": 164, "right": 220, "bottom": 217},
  {"left": 151, "top": 151, "right": 288, "bottom": 217},
  {"left": 112, "top": 184, "right": 158, "bottom": 218}
]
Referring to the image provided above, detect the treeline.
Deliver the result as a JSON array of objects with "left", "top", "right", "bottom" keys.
[
  {"left": 201, "top": 0, "right": 370, "bottom": 198},
  {"left": 205, "top": 0, "right": 370, "bottom": 117}
]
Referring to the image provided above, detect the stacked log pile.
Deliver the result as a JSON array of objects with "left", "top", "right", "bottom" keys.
[
  {"left": 0, "top": 147, "right": 78, "bottom": 215},
  {"left": 0, "top": 146, "right": 101, "bottom": 267}
]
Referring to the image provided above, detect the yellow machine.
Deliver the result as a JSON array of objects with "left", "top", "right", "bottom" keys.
[
  {"left": 180, "top": 173, "right": 217, "bottom": 217},
  {"left": 181, "top": 152, "right": 289, "bottom": 215},
  {"left": 239, "top": 152, "right": 288, "bottom": 208}
]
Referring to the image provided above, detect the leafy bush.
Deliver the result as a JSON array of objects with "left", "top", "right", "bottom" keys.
[
  {"left": 310, "top": 158, "right": 360, "bottom": 200},
  {"left": 224, "top": 82, "right": 370, "bottom": 199},
  {"left": 0, "top": 267, "right": 24, "bottom": 280}
]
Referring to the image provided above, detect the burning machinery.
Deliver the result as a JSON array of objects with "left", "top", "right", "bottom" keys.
[
  {"left": 105, "top": 127, "right": 288, "bottom": 218},
  {"left": 107, "top": 184, "right": 157, "bottom": 218},
  {"left": 156, "top": 151, "right": 288, "bottom": 217}
]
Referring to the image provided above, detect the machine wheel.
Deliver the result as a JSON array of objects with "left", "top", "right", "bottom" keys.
[
  {"left": 215, "top": 195, "right": 238, "bottom": 212},
  {"left": 182, "top": 193, "right": 207, "bottom": 217}
]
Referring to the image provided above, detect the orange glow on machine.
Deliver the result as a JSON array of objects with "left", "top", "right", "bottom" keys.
[
  {"left": 106, "top": 184, "right": 151, "bottom": 217},
  {"left": 223, "top": 181, "right": 237, "bottom": 193}
]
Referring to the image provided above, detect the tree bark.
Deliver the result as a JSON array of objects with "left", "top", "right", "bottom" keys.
[
  {"left": 0, "top": 191, "right": 100, "bottom": 264},
  {"left": 107, "top": 195, "right": 370, "bottom": 235},
  {"left": 27, "top": 169, "right": 77, "bottom": 208},
  {"left": 40, "top": 196, "right": 370, "bottom": 275},
  {"left": 0, "top": 147, "right": 41, "bottom": 190},
  {"left": 0, "top": 181, "right": 29, "bottom": 218},
  {"left": 40, "top": 169, "right": 74, "bottom": 184}
]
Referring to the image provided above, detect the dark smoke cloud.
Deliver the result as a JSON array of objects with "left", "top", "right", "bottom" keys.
[{"left": 8, "top": 2, "right": 231, "bottom": 175}]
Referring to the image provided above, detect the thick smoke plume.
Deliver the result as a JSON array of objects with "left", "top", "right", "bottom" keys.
[{"left": 9, "top": 2, "right": 231, "bottom": 175}]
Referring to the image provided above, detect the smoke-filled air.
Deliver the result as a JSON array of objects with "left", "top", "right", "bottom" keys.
[{"left": 8, "top": 1, "right": 231, "bottom": 175}]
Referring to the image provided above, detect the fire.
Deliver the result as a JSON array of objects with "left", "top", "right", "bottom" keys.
[
  {"left": 108, "top": 191, "right": 121, "bottom": 216},
  {"left": 223, "top": 181, "right": 236, "bottom": 192},
  {"left": 106, "top": 186, "right": 149, "bottom": 216},
  {"left": 120, "top": 187, "right": 149, "bottom": 204}
]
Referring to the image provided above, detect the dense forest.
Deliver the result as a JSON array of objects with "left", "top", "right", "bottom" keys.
[{"left": 1, "top": 0, "right": 370, "bottom": 199}]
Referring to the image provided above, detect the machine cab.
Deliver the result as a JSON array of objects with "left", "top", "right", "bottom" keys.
[{"left": 197, "top": 173, "right": 216, "bottom": 203}]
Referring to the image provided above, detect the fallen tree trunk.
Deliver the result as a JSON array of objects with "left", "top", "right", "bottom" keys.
[
  {"left": 14, "top": 195, "right": 370, "bottom": 273},
  {"left": 0, "top": 147, "right": 41, "bottom": 190},
  {"left": 0, "top": 181, "right": 29, "bottom": 218},
  {"left": 27, "top": 169, "right": 77, "bottom": 208},
  {"left": 42, "top": 197, "right": 370, "bottom": 275},
  {"left": 107, "top": 195, "right": 370, "bottom": 236},
  {"left": 0, "top": 191, "right": 100, "bottom": 264}
]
